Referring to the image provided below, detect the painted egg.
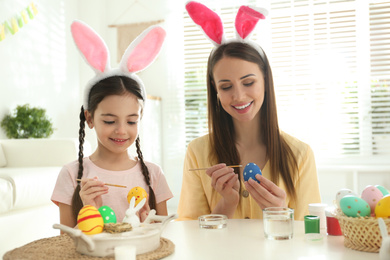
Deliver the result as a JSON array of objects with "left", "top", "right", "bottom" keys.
[
  {"left": 243, "top": 163, "right": 262, "bottom": 184},
  {"left": 127, "top": 186, "right": 148, "bottom": 206},
  {"left": 361, "top": 185, "right": 383, "bottom": 214},
  {"left": 77, "top": 205, "right": 104, "bottom": 235},
  {"left": 375, "top": 195, "right": 390, "bottom": 218},
  {"left": 340, "top": 195, "right": 371, "bottom": 217},
  {"left": 98, "top": 205, "right": 117, "bottom": 224},
  {"left": 335, "top": 189, "right": 358, "bottom": 209},
  {"left": 375, "top": 185, "right": 390, "bottom": 196}
]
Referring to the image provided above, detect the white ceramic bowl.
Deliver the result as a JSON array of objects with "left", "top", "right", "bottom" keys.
[{"left": 53, "top": 214, "right": 176, "bottom": 257}]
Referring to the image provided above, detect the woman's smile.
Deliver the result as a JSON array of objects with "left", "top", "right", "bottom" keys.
[{"left": 232, "top": 101, "right": 253, "bottom": 113}]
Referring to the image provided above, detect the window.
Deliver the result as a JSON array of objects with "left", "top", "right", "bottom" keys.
[
  {"left": 370, "top": 1, "right": 390, "bottom": 155},
  {"left": 183, "top": 0, "right": 390, "bottom": 161}
]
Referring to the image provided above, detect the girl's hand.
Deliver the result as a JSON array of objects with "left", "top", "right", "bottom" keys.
[
  {"left": 137, "top": 202, "right": 151, "bottom": 223},
  {"left": 244, "top": 175, "right": 287, "bottom": 209},
  {"left": 79, "top": 177, "right": 109, "bottom": 208},
  {"left": 206, "top": 164, "right": 240, "bottom": 211}
]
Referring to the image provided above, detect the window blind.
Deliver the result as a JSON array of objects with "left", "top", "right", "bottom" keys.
[
  {"left": 183, "top": 0, "right": 390, "bottom": 159},
  {"left": 270, "top": 1, "right": 362, "bottom": 157},
  {"left": 369, "top": 1, "right": 390, "bottom": 155}
]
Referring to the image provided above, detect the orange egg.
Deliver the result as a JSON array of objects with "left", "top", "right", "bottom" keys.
[
  {"left": 127, "top": 186, "right": 148, "bottom": 206},
  {"left": 77, "top": 205, "right": 104, "bottom": 235}
]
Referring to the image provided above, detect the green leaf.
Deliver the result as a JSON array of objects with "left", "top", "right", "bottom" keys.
[{"left": 0, "top": 104, "right": 54, "bottom": 139}]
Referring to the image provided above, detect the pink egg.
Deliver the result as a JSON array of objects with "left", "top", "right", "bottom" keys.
[{"left": 361, "top": 185, "right": 383, "bottom": 215}]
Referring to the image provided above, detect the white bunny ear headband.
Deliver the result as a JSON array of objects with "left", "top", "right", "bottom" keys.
[
  {"left": 185, "top": 1, "right": 268, "bottom": 58},
  {"left": 70, "top": 20, "right": 166, "bottom": 110}
]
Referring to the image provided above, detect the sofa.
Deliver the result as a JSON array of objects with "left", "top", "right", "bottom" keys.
[{"left": 0, "top": 138, "right": 86, "bottom": 257}]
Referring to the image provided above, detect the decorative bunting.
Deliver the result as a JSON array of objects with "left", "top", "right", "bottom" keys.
[
  {"left": 18, "top": 16, "right": 23, "bottom": 28},
  {"left": 11, "top": 18, "right": 19, "bottom": 34},
  {"left": 26, "top": 6, "right": 34, "bottom": 19},
  {"left": 1, "top": 2, "right": 38, "bottom": 42},
  {"left": 0, "top": 24, "right": 5, "bottom": 41},
  {"left": 21, "top": 10, "right": 28, "bottom": 24},
  {"left": 4, "top": 21, "right": 14, "bottom": 35},
  {"left": 31, "top": 2, "right": 38, "bottom": 15}
]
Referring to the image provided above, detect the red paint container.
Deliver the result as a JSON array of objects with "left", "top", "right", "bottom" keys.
[{"left": 325, "top": 207, "right": 343, "bottom": 236}]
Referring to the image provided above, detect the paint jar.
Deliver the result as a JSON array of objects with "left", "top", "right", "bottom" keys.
[
  {"left": 325, "top": 207, "right": 343, "bottom": 236},
  {"left": 304, "top": 215, "right": 320, "bottom": 234},
  {"left": 304, "top": 215, "right": 323, "bottom": 242},
  {"left": 308, "top": 203, "right": 328, "bottom": 229}
]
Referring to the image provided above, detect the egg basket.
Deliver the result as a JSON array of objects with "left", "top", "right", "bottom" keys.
[{"left": 335, "top": 209, "right": 390, "bottom": 253}]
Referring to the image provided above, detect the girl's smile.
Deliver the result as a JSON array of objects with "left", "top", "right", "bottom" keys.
[{"left": 110, "top": 138, "right": 130, "bottom": 145}]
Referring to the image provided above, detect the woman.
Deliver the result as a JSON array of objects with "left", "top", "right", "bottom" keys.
[{"left": 177, "top": 2, "right": 321, "bottom": 221}]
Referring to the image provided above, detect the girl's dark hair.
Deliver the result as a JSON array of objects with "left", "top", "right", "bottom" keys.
[
  {"left": 206, "top": 42, "right": 298, "bottom": 203},
  {"left": 71, "top": 76, "right": 156, "bottom": 221}
]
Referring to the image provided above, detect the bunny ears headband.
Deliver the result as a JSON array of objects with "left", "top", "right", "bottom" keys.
[
  {"left": 185, "top": 1, "right": 268, "bottom": 58},
  {"left": 70, "top": 20, "right": 166, "bottom": 110}
]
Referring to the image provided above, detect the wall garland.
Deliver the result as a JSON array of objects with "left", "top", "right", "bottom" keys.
[{"left": 0, "top": 2, "right": 38, "bottom": 42}]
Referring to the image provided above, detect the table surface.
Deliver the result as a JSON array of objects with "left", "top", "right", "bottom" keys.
[{"left": 161, "top": 219, "right": 380, "bottom": 260}]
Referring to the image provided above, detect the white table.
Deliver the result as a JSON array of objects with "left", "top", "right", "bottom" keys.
[{"left": 161, "top": 219, "right": 380, "bottom": 260}]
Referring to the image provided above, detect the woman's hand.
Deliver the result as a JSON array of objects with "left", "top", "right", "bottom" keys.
[
  {"left": 205, "top": 163, "right": 240, "bottom": 217},
  {"left": 79, "top": 176, "right": 108, "bottom": 208},
  {"left": 244, "top": 175, "right": 287, "bottom": 209}
]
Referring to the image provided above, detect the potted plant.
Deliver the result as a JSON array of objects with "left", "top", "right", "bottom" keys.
[{"left": 0, "top": 104, "right": 54, "bottom": 139}]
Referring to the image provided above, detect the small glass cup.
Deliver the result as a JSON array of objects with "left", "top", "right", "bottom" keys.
[
  {"left": 263, "top": 207, "right": 294, "bottom": 240},
  {"left": 198, "top": 214, "right": 227, "bottom": 229}
]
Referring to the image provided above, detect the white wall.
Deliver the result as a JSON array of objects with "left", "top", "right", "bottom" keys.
[{"left": 0, "top": 0, "right": 80, "bottom": 140}]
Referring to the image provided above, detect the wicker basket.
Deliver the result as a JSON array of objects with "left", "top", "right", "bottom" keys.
[{"left": 336, "top": 211, "right": 390, "bottom": 253}]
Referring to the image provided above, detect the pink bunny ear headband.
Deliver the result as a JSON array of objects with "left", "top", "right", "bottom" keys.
[
  {"left": 185, "top": 1, "right": 268, "bottom": 59},
  {"left": 70, "top": 20, "right": 166, "bottom": 110}
]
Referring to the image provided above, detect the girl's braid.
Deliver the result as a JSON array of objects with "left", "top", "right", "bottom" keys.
[
  {"left": 135, "top": 136, "right": 157, "bottom": 210},
  {"left": 71, "top": 106, "right": 86, "bottom": 221}
]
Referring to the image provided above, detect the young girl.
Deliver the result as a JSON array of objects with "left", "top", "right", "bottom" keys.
[
  {"left": 178, "top": 2, "right": 321, "bottom": 221},
  {"left": 51, "top": 21, "right": 173, "bottom": 228}
]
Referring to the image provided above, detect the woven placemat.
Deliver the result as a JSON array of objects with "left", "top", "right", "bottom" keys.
[{"left": 3, "top": 234, "right": 174, "bottom": 260}]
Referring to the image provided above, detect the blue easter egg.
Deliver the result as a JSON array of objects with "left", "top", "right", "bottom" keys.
[{"left": 243, "top": 163, "right": 262, "bottom": 183}]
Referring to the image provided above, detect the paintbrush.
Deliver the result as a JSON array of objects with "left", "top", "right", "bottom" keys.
[
  {"left": 189, "top": 165, "right": 242, "bottom": 171},
  {"left": 76, "top": 179, "right": 127, "bottom": 188}
]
